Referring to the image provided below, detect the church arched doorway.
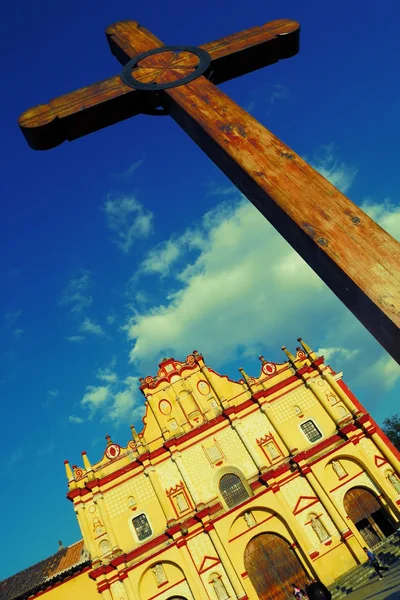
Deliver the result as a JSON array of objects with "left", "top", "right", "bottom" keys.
[
  {"left": 244, "top": 532, "right": 308, "bottom": 600},
  {"left": 344, "top": 487, "right": 395, "bottom": 547}
]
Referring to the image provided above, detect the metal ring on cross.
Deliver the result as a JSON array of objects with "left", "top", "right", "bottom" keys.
[{"left": 120, "top": 46, "right": 211, "bottom": 91}]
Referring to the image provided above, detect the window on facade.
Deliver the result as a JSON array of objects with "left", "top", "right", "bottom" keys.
[
  {"left": 219, "top": 473, "right": 249, "bottom": 509},
  {"left": 300, "top": 420, "right": 322, "bottom": 443},
  {"left": 132, "top": 513, "right": 152, "bottom": 541}
]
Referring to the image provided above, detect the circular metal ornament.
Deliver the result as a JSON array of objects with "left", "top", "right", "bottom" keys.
[{"left": 121, "top": 46, "right": 211, "bottom": 91}]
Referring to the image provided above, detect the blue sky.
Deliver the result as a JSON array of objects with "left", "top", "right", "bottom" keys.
[{"left": 1, "top": 0, "right": 400, "bottom": 581}]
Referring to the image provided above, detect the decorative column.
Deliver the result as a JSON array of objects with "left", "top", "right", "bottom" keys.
[
  {"left": 119, "top": 573, "right": 137, "bottom": 600},
  {"left": 144, "top": 466, "right": 176, "bottom": 523},
  {"left": 304, "top": 378, "right": 341, "bottom": 424},
  {"left": 259, "top": 404, "right": 293, "bottom": 454},
  {"left": 231, "top": 418, "right": 264, "bottom": 471},
  {"left": 205, "top": 524, "right": 247, "bottom": 598},
  {"left": 93, "top": 492, "right": 120, "bottom": 553},
  {"left": 370, "top": 431, "right": 400, "bottom": 474},
  {"left": 75, "top": 502, "right": 99, "bottom": 562},
  {"left": 320, "top": 370, "right": 360, "bottom": 417},
  {"left": 98, "top": 583, "right": 113, "bottom": 600},
  {"left": 177, "top": 540, "right": 209, "bottom": 600},
  {"left": 302, "top": 466, "right": 365, "bottom": 562},
  {"left": 171, "top": 452, "right": 203, "bottom": 507}
]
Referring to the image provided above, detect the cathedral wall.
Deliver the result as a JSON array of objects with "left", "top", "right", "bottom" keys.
[{"left": 34, "top": 571, "right": 98, "bottom": 600}]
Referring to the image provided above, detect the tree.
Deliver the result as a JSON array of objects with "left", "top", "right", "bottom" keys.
[{"left": 382, "top": 414, "right": 400, "bottom": 451}]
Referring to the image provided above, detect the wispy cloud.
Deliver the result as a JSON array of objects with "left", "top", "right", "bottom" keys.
[
  {"left": 69, "top": 415, "right": 84, "bottom": 424},
  {"left": 3, "top": 310, "right": 22, "bottom": 328},
  {"left": 112, "top": 159, "right": 144, "bottom": 179},
  {"left": 59, "top": 268, "right": 93, "bottom": 314},
  {"left": 310, "top": 144, "right": 357, "bottom": 194},
  {"left": 5, "top": 448, "right": 23, "bottom": 474},
  {"left": 80, "top": 317, "right": 105, "bottom": 337},
  {"left": 66, "top": 335, "right": 85, "bottom": 343},
  {"left": 246, "top": 83, "right": 289, "bottom": 116},
  {"left": 13, "top": 328, "right": 24, "bottom": 337},
  {"left": 42, "top": 388, "right": 59, "bottom": 409},
  {"left": 103, "top": 195, "right": 153, "bottom": 253},
  {"left": 37, "top": 441, "right": 55, "bottom": 457},
  {"left": 77, "top": 359, "right": 144, "bottom": 423}
]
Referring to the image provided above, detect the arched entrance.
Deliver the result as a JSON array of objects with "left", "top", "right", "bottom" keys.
[
  {"left": 344, "top": 487, "right": 395, "bottom": 547},
  {"left": 244, "top": 532, "right": 308, "bottom": 600}
]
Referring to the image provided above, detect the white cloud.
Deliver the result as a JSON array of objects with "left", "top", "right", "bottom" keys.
[
  {"left": 66, "top": 335, "right": 85, "bottom": 343},
  {"left": 37, "top": 441, "right": 55, "bottom": 456},
  {"left": 4, "top": 310, "right": 22, "bottom": 327},
  {"left": 113, "top": 159, "right": 144, "bottom": 179},
  {"left": 81, "top": 385, "right": 110, "bottom": 415},
  {"left": 366, "top": 355, "right": 400, "bottom": 391},
  {"left": 80, "top": 317, "right": 105, "bottom": 337},
  {"left": 48, "top": 389, "right": 59, "bottom": 398},
  {"left": 125, "top": 196, "right": 332, "bottom": 371},
  {"left": 60, "top": 268, "right": 93, "bottom": 314},
  {"left": 123, "top": 152, "right": 400, "bottom": 401},
  {"left": 309, "top": 145, "right": 357, "bottom": 193},
  {"left": 103, "top": 195, "right": 153, "bottom": 253},
  {"left": 13, "top": 328, "right": 24, "bottom": 337},
  {"left": 361, "top": 198, "right": 400, "bottom": 240},
  {"left": 97, "top": 357, "right": 118, "bottom": 383},
  {"left": 69, "top": 415, "right": 84, "bottom": 424},
  {"left": 140, "top": 238, "right": 181, "bottom": 277},
  {"left": 246, "top": 83, "right": 289, "bottom": 116},
  {"left": 317, "top": 347, "right": 360, "bottom": 362},
  {"left": 106, "top": 312, "right": 116, "bottom": 325}
]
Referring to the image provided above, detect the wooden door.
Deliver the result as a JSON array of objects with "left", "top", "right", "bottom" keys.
[{"left": 244, "top": 533, "right": 308, "bottom": 600}]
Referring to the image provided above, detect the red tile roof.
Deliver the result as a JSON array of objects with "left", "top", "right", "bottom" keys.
[{"left": 0, "top": 540, "right": 89, "bottom": 600}]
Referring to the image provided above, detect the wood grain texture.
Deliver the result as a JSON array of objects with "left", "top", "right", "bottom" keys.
[
  {"left": 18, "top": 19, "right": 298, "bottom": 150},
  {"left": 164, "top": 76, "right": 400, "bottom": 362}
]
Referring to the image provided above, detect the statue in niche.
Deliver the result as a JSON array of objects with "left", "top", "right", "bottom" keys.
[
  {"left": 311, "top": 516, "right": 329, "bottom": 542},
  {"left": 332, "top": 460, "right": 347, "bottom": 479},
  {"left": 176, "top": 492, "right": 189, "bottom": 512},
  {"left": 388, "top": 472, "right": 400, "bottom": 493},
  {"left": 152, "top": 563, "right": 168, "bottom": 585},
  {"left": 99, "top": 539, "right": 111, "bottom": 556},
  {"left": 243, "top": 511, "right": 256, "bottom": 528},
  {"left": 211, "top": 575, "right": 230, "bottom": 600}
]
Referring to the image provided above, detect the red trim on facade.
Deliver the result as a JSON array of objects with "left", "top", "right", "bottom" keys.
[
  {"left": 329, "top": 470, "right": 364, "bottom": 493},
  {"left": 309, "top": 551, "right": 320, "bottom": 560},
  {"left": 146, "top": 577, "right": 186, "bottom": 600},
  {"left": 253, "top": 375, "right": 300, "bottom": 401}
]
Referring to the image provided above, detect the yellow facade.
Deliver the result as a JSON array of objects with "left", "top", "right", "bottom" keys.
[{"left": 5, "top": 340, "right": 400, "bottom": 600}]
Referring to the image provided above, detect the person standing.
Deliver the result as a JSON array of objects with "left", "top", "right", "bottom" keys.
[{"left": 363, "top": 546, "right": 389, "bottom": 579}]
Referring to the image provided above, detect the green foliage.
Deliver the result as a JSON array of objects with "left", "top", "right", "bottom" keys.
[{"left": 382, "top": 413, "right": 400, "bottom": 451}]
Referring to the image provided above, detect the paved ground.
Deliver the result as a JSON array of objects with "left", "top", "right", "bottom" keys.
[{"left": 338, "top": 560, "right": 400, "bottom": 600}]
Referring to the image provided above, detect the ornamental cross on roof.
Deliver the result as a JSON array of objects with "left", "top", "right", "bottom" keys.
[{"left": 18, "top": 20, "right": 400, "bottom": 363}]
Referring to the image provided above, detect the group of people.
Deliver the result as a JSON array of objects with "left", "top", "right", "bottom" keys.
[
  {"left": 291, "top": 547, "right": 390, "bottom": 600},
  {"left": 292, "top": 581, "right": 331, "bottom": 600}
]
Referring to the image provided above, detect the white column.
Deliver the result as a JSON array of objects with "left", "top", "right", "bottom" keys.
[
  {"left": 93, "top": 492, "right": 120, "bottom": 552},
  {"left": 171, "top": 452, "right": 202, "bottom": 506},
  {"left": 231, "top": 419, "right": 264, "bottom": 470},
  {"left": 75, "top": 503, "right": 99, "bottom": 562},
  {"left": 206, "top": 525, "right": 247, "bottom": 598},
  {"left": 144, "top": 466, "right": 176, "bottom": 522}
]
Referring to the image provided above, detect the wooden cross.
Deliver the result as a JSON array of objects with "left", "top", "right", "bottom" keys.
[{"left": 19, "top": 20, "right": 400, "bottom": 364}]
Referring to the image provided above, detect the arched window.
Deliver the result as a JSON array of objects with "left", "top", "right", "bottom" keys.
[
  {"left": 219, "top": 473, "right": 249, "bottom": 508},
  {"left": 387, "top": 471, "right": 400, "bottom": 494}
]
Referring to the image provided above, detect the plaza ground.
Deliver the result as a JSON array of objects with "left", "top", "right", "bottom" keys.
[{"left": 338, "top": 559, "right": 400, "bottom": 600}]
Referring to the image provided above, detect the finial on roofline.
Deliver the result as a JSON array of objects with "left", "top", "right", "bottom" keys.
[
  {"left": 238, "top": 367, "right": 252, "bottom": 390},
  {"left": 105, "top": 434, "right": 113, "bottom": 446},
  {"left": 258, "top": 354, "right": 266, "bottom": 364},
  {"left": 130, "top": 424, "right": 139, "bottom": 442},
  {"left": 297, "top": 337, "right": 317, "bottom": 360},
  {"left": 281, "top": 345, "right": 296, "bottom": 365}
]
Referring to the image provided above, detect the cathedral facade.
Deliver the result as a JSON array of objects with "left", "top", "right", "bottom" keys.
[{"left": 2, "top": 339, "right": 400, "bottom": 600}]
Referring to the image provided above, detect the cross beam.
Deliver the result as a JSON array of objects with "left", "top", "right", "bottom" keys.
[{"left": 18, "top": 20, "right": 400, "bottom": 364}]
